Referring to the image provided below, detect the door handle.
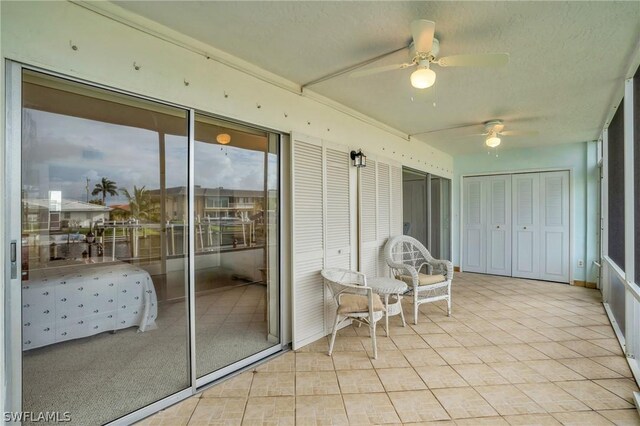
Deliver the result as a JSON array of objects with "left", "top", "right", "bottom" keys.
[
  {"left": 10, "top": 240, "right": 17, "bottom": 279},
  {"left": 496, "top": 225, "right": 500, "bottom": 229},
  {"left": 523, "top": 226, "right": 527, "bottom": 230}
]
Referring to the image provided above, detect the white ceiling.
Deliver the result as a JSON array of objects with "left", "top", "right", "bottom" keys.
[{"left": 115, "top": 1, "right": 639, "bottom": 155}]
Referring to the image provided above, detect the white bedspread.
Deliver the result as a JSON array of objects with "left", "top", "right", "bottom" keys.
[{"left": 22, "top": 262, "right": 158, "bottom": 350}]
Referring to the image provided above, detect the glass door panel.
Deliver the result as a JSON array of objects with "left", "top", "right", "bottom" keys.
[
  {"left": 193, "top": 114, "right": 280, "bottom": 378},
  {"left": 21, "top": 70, "right": 190, "bottom": 424}
]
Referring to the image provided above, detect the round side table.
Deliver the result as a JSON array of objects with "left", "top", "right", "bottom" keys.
[{"left": 367, "top": 277, "right": 408, "bottom": 337}]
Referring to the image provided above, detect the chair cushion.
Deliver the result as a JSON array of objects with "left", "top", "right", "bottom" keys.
[
  {"left": 337, "top": 294, "right": 385, "bottom": 314},
  {"left": 397, "top": 273, "right": 447, "bottom": 286}
]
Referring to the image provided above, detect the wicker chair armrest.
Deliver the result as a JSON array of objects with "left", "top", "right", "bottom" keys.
[{"left": 428, "top": 259, "right": 454, "bottom": 280}]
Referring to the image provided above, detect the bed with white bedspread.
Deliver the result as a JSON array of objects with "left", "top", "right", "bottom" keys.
[{"left": 22, "top": 261, "right": 158, "bottom": 350}]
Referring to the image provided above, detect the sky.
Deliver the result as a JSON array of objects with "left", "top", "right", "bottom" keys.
[{"left": 22, "top": 109, "right": 277, "bottom": 205}]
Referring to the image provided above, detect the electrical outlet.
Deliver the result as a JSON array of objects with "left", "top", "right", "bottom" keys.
[{"left": 577, "top": 259, "right": 584, "bottom": 268}]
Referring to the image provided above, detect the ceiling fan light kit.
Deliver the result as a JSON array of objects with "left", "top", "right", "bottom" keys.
[
  {"left": 485, "top": 135, "right": 501, "bottom": 148},
  {"left": 410, "top": 61, "right": 436, "bottom": 89}
]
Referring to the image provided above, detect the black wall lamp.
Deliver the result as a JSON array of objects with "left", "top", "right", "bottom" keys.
[{"left": 350, "top": 150, "right": 367, "bottom": 168}]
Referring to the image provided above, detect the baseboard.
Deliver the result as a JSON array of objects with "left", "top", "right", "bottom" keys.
[
  {"left": 454, "top": 266, "right": 460, "bottom": 272},
  {"left": 573, "top": 280, "right": 597, "bottom": 289}
]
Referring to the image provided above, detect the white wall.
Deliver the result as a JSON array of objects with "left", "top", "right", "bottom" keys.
[{"left": 452, "top": 141, "right": 600, "bottom": 284}]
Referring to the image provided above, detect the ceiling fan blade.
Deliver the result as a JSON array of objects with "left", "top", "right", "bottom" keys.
[
  {"left": 350, "top": 63, "right": 414, "bottom": 78},
  {"left": 410, "top": 19, "right": 435, "bottom": 53},
  {"left": 500, "top": 130, "right": 539, "bottom": 137},
  {"left": 436, "top": 53, "right": 510, "bottom": 68}
]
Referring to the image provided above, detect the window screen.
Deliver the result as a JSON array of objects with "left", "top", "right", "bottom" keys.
[
  {"left": 635, "top": 65, "right": 640, "bottom": 282},
  {"left": 607, "top": 99, "right": 625, "bottom": 270}
]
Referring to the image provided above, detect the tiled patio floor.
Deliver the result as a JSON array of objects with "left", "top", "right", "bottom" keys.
[{"left": 139, "top": 272, "right": 640, "bottom": 425}]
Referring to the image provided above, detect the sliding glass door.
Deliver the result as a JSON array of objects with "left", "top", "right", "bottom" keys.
[{"left": 11, "top": 66, "right": 281, "bottom": 424}]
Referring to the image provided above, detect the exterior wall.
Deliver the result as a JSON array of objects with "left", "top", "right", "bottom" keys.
[{"left": 452, "top": 141, "right": 600, "bottom": 284}]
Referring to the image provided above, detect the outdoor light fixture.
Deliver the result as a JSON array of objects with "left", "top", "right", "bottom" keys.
[
  {"left": 216, "top": 133, "right": 231, "bottom": 144},
  {"left": 350, "top": 150, "right": 367, "bottom": 168},
  {"left": 485, "top": 134, "right": 501, "bottom": 148},
  {"left": 410, "top": 60, "right": 437, "bottom": 89}
]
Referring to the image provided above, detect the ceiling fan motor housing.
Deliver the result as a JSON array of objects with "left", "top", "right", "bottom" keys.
[{"left": 409, "top": 38, "right": 440, "bottom": 63}]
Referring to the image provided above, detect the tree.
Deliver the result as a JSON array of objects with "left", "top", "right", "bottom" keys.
[
  {"left": 92, "top": 177, "right": 118, "bottom": 205},
  {"left": 122, "top": 185, "right": 159, "bottom": 222},
  {"left": 88, "top": 198, "right": 105, "bottom": 206}
]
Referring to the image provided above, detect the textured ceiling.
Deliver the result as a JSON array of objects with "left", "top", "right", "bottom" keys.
[{"left": 115, "top": 1, "right": 640, "bottom": 155}]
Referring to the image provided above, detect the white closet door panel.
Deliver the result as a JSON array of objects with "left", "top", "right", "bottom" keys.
[
  {"left": 463, "top": 177, "right": 485, "bottom": 272},
  {"left": 376, "top": 162, "right": 391, "bottom": 277},
  {"left": 486, "top": 176, "right": 512, "bottom": 276},
  {"left": 512, "top": 173, "right": 540, "bottom": 279},
  {"left": 325, "top": 147, "right": 352, "bottom": 258},
  {"left": 292, "top": 138, "right": 325, "bottom": 349},
  {"left": 539, "top": 171, "right": 570, "bottom": 282}
]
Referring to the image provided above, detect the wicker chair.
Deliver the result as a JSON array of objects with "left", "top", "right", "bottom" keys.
[
  {"left": 384, "top": 235, "right": 453, "bottom": 324},
  {"left": 320, "top": 268, "right": 385, "bottom": 359}
]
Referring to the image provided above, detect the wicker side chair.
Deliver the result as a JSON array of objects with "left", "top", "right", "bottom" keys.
[
  {"left": 384, "top": 235, "right": 453, "bottom": 324},
  {"left": 320, "top": 268, "right": 385, "bottom": 359}
]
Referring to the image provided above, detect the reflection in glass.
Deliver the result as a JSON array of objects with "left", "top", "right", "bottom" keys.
[
  {"left": 193, "top": 115, "right": 280, "bottom": 378},
  {"left": 21, "top": 71, "right": 190, "bottom": 424}
]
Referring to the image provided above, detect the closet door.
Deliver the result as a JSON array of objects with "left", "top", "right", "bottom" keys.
[
  {"left": 463, "top": 177, "right": 485, "bottom": 273},
  {"left": 292, "top": 135, "right": 325, "bottom": 349},
  {"left": 377, "top": 162, "right": 391, "bottom": 276},
  {"left": 359, "top": 159, "right": 379, "bottom": 278},
  {"left": 512, "top": 173, "right": 540, "bottom": 279},
  {"left": 539, "top": 171, "right": 570, "bottom": 282},
  {"left": 486, "top": 175, "right": 512, "bottom": 276}
]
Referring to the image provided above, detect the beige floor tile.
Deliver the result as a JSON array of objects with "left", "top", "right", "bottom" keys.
[
  {"left": 474, "top": 384, "right": 546, "bottom": 416},
  {"left": 295, "top": 371, "right": 340, "bottom": 395},
  {"left": 370, "top": 350, "right": 410, "bottom": 369},
  {"left": 452, "top": 364, "right": 510, "bottom": 386},
  {"left": 555, "top": 380, "right": 633, "bottom": 410},
  {"left": 295, "top": 395, "right": 349, "bottom": 425},
  {"left": 410, "top": 322, "right": 447, "bottom": 334},
  {"left": 363, "top": 336, "right": 397, "bottom": 352},
  {"left": 516, "top": 383, "right": 590, "bottom": 412},
  {"left": 331, "top": 350, "right": 374, "bottom": 370},
  {"left": 202, "top": 372, "right": 253, "bottom": 398},
  {"left": 331, "top": 336, "right": 366, "bottom": 352},
  {"left": 506, "top": 328, "right": 552, "bottom": 343},
  {"left": 559, "top": 340, "right": 615, "bottom": 357},
  {"left": 482, "top": 330, "right": 524, "bottom": 345},
  {"left": 449, "top": 332, "right": 494, "bottom": 347},
  {"left": 529, "top": 342, "right": 582, "bottom": 359},
  {"left": 295, "top": 352, "right": 335, "bottom": 372},
  {"left": 255, "top": 352, "right": 295, "bottom": 373},
  {"left": 535, "top": 328, "right": 578, "bottom": 342},
  {"left": 387, "top": 390, "right": 449, "bottom": 423},
  {"left": 391, "top": 334, "right": 430, "bottom": 349},
  {"left": 249, "top": 372, "right": 295, "bottom": 397},
  {"left": 336, "top": 369, "right": 385, "bottom": 394},
  {"left": 188, "top": 397, "right": 246, "bottom": 426},
  {"left": 561, "top": 326, "right": 611, "bottom": 340},
  {"left": 551, "top": 411, "right": 614, "bottom": 425},
  {"left": 435, "top": 347, "right": 483, "bottom": 365},
  {"left": 597, "top": 409, "right": 640, "bottom": 425},
  {"left": 296, "top": 337, "right": 329, "bottom": 353},
  {"left": 468, "top": 346, "right": 517, "bottom": 363},
  {"left": 523, "top": 359, "right": 584, "bottom": 382},
  {"left": 402, "top": 348, "right": 447, "bottom": 367},
  {"left": 590, "top": 339, "right": 625, "bottom": 355},
  {"left": 593, "top": 378, "right": 640, "bottom": 403},
  {"left": 498, "top": 344, "right": 550, "bottom": 361},
  {"left": 140, "top": 397, "right": 199, "bottom": 426},
  {"left": 421, "top": 333, "right": 463, "bottom": 348},
  {"left": 588, "top": 326, "right": 617, "bottom": 338},
  {"left": 503, "top": 413, "right": 562, "bottom": 425},
  {"left": 438, "top": 321, "right": 474, "bottom": 334},
  {"left": 557, "top": 358, "right": 622, "bottom": 379},
  {"left": 376, "top": 367, "right": 427, "bottom": 391},
  {"left": 488, "top": 361, "right": 547, "bottom": 384},
  {"left": 415, "top": 365, "right": 468, "bottom": 389},
  {"left": 592, "top": 356, "right": 635, "bottom": 377},
  {"left": 241, "top": 396, "right": 294, "bottom": 426},
  {"left": 342, "top": 392, "right": 401, "bottom": 424},
  {"left": 432, "top": 386, "right": 498, "bottom": 419}
]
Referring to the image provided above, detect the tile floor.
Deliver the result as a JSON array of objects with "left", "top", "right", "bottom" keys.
[{"left": 139, "top": 272, "right": 640, "bottom": 425}]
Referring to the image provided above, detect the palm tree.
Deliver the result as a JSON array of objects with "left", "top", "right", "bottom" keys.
[
  {"left": 92, "top": 177, "right": 118, "bottom": 205},
  {"left": 122, "top": 185, "right": 159, "bottom": 222}
]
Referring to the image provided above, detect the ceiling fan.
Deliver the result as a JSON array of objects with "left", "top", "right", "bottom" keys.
[
  {"left": 351, "top": 20, "right": 510, "bottom": 89},
  {"left": 478, "top": 120, "right": 538, "bottom": 148}
]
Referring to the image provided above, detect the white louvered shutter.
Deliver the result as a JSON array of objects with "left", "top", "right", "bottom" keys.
[
  {"left": 390, "top": 165, "right": 403, "bottom": 236},
  {"left": 359, "top": 159, "right": 378, "bottom": 278},
  {"left": 376, "top": 162, "right": 391, "bottom": 276},
  {"left": 324, "top": 145, "right": 352, "bottom": 331},
  {"left": 292, "top": 135, "right": 325, "bottom": 349}
]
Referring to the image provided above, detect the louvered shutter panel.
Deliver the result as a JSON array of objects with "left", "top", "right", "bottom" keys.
[
  {"left": 390, "top": 165, "right": 403, "bottom": 236},
  {"left": 359, "top": 159, "right": 378, "bottom": 278},
  {"left": 324, "top": 145, "right": 352, "bottom": 332},
  {"left": 376, "top": 162, "right": 391, "bottom": 276},
  {"left": 292, "top": 136, "right": 325, "bottom": 349}
]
